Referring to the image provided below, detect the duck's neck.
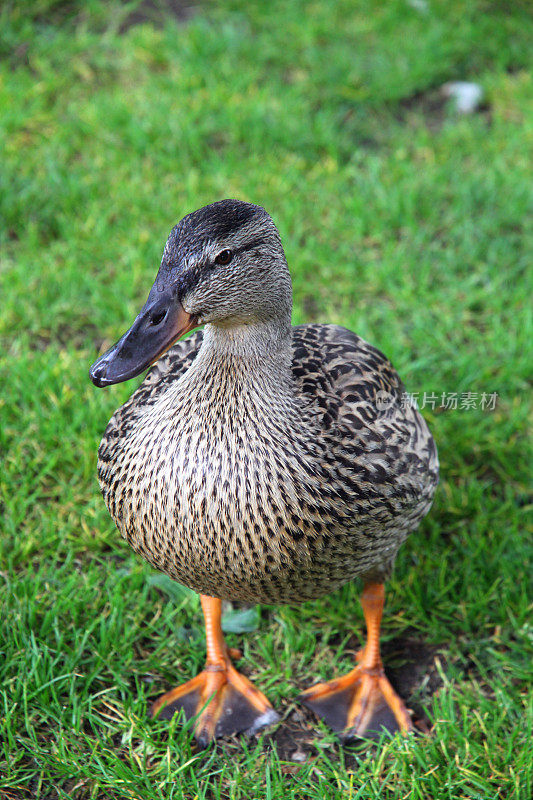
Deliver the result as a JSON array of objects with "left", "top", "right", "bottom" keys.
[
  {"left": 204, "top": 317, "right": 290, "bottom": 360},
  {"left": 188, "top": 317, "right": 294, "bottom": 397}
]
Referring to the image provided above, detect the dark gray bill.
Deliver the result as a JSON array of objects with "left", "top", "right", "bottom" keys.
[{"left": 90, "top": 286, "right": 197, "bottom": 387}]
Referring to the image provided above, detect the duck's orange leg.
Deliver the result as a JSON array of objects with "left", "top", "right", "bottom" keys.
[
  {"left": 150, "top": 595, "right": 279, "bottom": 747},
  {"left": 299, "top": 583, "right": 413, "bottom": 739}
]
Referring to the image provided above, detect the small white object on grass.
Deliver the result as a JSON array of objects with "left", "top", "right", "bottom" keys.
[
  {"left": 407, "top": 0, "right": 429, "bottom": 12},
  {"left": 290, "top": 748, "right": 308, "bottom": 762},
  {"left": 441, "top": 81, "right": 484, "bottom": 114}
]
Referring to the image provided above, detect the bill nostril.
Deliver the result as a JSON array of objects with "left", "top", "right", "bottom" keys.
[{"left": 150, "top": 309, "right": 167, "bottom": 326}]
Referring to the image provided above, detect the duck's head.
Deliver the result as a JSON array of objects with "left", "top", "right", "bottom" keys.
[{"left": 90, "top": 199, "right": 291, "bottom": 387}]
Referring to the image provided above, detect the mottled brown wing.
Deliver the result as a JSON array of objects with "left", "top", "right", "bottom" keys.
[
  {"left": 291, "top": 324, "right": 405, "bottom": 433},
  {"left": 291, "top": 323, "right": 438, "bottom": 520}
]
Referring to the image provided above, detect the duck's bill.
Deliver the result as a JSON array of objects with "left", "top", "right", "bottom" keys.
[{"left": 89, "top": 290, "right": 198, "bottom": 388}]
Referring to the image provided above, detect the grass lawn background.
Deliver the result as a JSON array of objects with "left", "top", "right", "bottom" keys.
[{"left": 0, "top": 1, "right": 531, "bottom": 797}]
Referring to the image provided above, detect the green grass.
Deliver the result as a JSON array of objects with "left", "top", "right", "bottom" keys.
[{"left": 1, "top": 1, "right": 532, "bottom": 797}]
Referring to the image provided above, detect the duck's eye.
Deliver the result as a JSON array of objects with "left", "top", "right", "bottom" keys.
[{"left": 214, "top": 249, "right": 233, "bottom": 266}]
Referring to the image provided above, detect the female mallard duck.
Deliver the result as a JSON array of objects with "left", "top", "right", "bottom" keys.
[{"left": 90, "top": 200, "right": 438, "bottom": 746}]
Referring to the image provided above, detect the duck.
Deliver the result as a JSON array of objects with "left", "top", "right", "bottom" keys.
[{"left": 90, "top": 199, "right": 438, "bottom": 747}]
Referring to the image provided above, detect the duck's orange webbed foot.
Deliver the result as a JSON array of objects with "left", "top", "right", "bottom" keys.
[
  {"left": 150, "top": 596, "right": 279, "bottom": 747},
  {"left": 299, "top": 660, "right": 412, "bottom": 739},
  {"left": 299, "top": 583, "right": 413, "bottom": 739}
]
